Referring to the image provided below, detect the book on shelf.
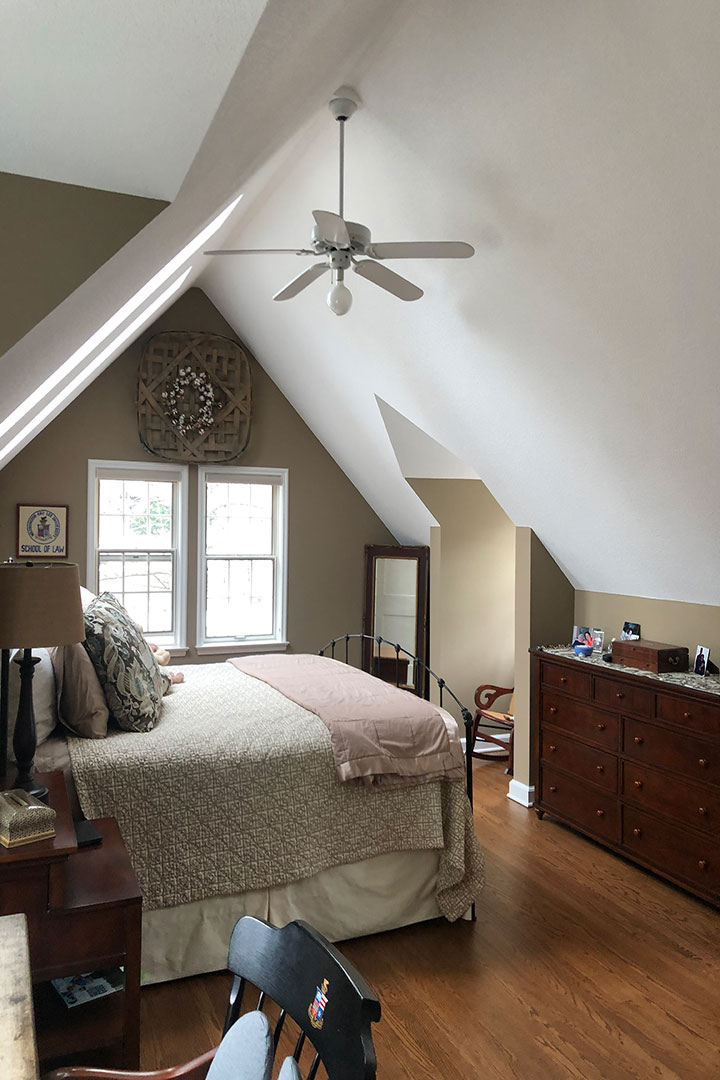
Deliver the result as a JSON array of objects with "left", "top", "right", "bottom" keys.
[{"left": 51, "top": 967, "right": 124, "bottom": 1008}]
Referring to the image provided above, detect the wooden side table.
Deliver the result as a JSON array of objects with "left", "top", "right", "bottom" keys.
[{"left": 0, "top": 772, "right": 142, "bottom": 1072}]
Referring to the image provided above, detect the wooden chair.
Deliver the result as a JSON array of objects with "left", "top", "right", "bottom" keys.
[
  {"left": 44, "top": 917, "right": 381, "bottom": 1080},
  {"left": 472, "top": 684, "right": 515, "bottom": 775}
]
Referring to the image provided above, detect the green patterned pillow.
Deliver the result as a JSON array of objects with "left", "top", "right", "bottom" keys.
[{"left": 83, "top": 592, "right": 171, "bottom": 732}]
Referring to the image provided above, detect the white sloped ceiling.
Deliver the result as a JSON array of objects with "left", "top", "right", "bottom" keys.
[{"left": 199, "top": 0, "right": 720, "bottom": 604}]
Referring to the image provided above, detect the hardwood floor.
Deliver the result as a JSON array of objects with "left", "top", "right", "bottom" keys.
[{"left": 140, "top": 762, "right": 720, "bottom": 1078}]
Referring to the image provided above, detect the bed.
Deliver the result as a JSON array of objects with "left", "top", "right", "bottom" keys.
[{"left": 8, "top": 610, "right": 484, "bottom": 985}]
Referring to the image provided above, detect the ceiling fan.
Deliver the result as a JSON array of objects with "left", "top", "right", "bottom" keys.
[{"left": 205, "top": 87, "right": 474, "bottom": 315}]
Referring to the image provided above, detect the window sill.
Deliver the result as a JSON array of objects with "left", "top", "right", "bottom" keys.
[
  {"left": 196, "top": 641, "right": 290, "bottom": 656},
  {"left": 167, "top": 646, "right": 190, "bottom": 658}
]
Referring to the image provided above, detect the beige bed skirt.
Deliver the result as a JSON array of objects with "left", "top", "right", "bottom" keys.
[{"left": 141, "top": 848, "right": 445, "bottom": 985}]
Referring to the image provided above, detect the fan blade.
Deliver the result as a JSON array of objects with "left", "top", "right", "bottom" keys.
[
  {"left": 312, "top": 210, "right": 350, "bottom": 247},
  {"left": 204, "top": 248, "right": 316, "bottom": 255},
  {"left": 272, "top": 263, "right": 329, "bottom": 301},
  {"left": 353, "top": 259, "right": 423, "bottom": 301},
  {"left": 366, "top": 241, "right": 475, "bottom": 260}
]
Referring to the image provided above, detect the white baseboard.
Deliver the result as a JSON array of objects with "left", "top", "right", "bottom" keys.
[{"left": 507, "top": 779, "right": 535, "bottom": 807}]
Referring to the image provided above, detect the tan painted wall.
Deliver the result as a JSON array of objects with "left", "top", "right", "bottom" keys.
[
  {"left": 0, "top": 288, "right": 395, "bottom": 658},
  {"left": 514, "top": 530, "right": 575, "bottom": 787},
  {"left": 0, "top": 172, "right": 166, "bottom": 357},
  {"left": 409, "top": 478, "right": 515, "bottom": 715},
  {"left": 575, "top": 592, "right": 720, "bottom": 661}
]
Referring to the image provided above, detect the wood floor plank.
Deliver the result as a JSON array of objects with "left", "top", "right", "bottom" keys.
[{"left": 139, "top": 762, "right": 720, "bottom": 1078}]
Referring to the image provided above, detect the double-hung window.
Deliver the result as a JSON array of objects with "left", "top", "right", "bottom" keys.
[
  {"left": 198, "top": 466, "right": 288, "bottom": 648},
  {"left": 87, "top": 460, "right": 188, "bottom": 647}
]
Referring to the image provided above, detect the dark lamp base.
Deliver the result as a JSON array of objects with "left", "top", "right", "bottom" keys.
[{"left": 13, "top": 775, "right": 49, "bottom": 803}]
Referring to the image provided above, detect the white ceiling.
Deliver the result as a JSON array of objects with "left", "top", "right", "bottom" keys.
[
  {"left": 0, "top": 0, "right": 265, "bottom": 199},
  {"left": 3, "top": 0, "right": 720, "bottom": 606}
]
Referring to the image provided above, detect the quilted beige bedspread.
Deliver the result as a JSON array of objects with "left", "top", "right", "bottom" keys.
[{"left": 67, "top": 662, "right": 484, "bottom": 920}]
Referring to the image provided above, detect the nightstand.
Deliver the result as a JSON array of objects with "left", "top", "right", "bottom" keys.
[{"left": 0, "top": 772, "right": 142, "bottom": 1072}]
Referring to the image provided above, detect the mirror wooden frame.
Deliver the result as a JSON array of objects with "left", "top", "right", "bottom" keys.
[{"left": 362, "top": 545, "right": 429, "bottom": 696}]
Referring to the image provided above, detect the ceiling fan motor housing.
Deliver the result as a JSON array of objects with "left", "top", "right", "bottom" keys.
[{"left": 311, "top": 220, "right": 370, "bottom": 257}]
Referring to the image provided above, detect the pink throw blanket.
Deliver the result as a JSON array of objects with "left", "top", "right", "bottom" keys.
[{"left": 231, "top": 654, "right": 465, "bottom": 789}]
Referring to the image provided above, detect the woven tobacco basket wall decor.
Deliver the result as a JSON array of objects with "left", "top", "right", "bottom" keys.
[{"left": 137, "top": 331, "right": 252, "bottom": 462}]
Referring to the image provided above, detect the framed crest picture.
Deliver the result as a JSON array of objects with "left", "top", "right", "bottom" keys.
[{"left": 17, "top": 505, "right": 68, "bottom": 559}]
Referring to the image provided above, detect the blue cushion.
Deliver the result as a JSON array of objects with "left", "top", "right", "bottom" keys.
[
  {"left": 207, "top": 1011, "right": 273, "bottom": 1080},
  {"left": 278, "top": 1057, "right": 302, "bottom": 1079}
]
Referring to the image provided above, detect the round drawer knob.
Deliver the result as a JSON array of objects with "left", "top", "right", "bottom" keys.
[
  {"left": 634, "top": 780, "right": 643, "bottom": 788},
  {"left": 698, "top": 860, "right": 709, "bottom": 871},
  {"left": 548, "top": 744, "right": 557, "bottom": 752},
  {"left": 615, "top": 692, "right": 624, "bottom": 700},
  {"left": 699, "top": 807, "right": 708, "bottom": 816},
  {"left": 683, "top": 711, "right": 691, "bottom": 719},
  {"left": 634, "top": 736, "right": 644, "bottom": 745},
  {"left": 596, "top": 809, "right": 605, "bottom": 817},
  {"left": 560, "top": 676, "right": 567, "bottom": 684},
  {"left": 699, "top": 758, "right": 709, "bottom": 768},
  {"left": 549, "top": 785, "right": 558, "bottom": 793},
  {"left": 597, "top": 723, "right": 606, "bottom": 731},
  {"left": 633, "top": 827, "right": 642, "bottom": 837},
  {"left": 549, "top": 706, "right": 558, "bottom": 714},
  {"left": 596, "top": 764, "right": 604, "bottom": 773}
]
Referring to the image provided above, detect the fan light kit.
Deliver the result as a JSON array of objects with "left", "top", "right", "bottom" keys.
[{"left": 205, "top": 87, "right": 474, "bottom": 315}]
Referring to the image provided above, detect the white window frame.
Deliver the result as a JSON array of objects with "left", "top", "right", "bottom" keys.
[
  {"left": 87, "top": 459, "right": 189, "bottom": 650},
  {"left": 197, "top": 465, "right": 288, "bottom": 653}
]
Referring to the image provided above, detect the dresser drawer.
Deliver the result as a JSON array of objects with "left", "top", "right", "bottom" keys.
[
  {"left": 541, "top": 663, "right": 591, "bottom": 700},
  {"left": 622, "top": 761, "right": 720, "bottom": 836},
  {"left": 623, "top": 717, "right": 720, "bottom": 784},
  {"left": 542, "top": 693, "right": 618, "bottom": 750},
  {"left": 541, "top": 767, "right": 619, "bottom": 842},
  {"left": 656, "top": 693, "right": 720, "bottom": 736},
  {"left": 622, "top": 806, "right": 720, "bottom": 897},
  {"left": 593, "top": 676, "right": 652, "bottom": 718},
  {"left": 542, "top": 729, "right": 618, "bottom": 791}
]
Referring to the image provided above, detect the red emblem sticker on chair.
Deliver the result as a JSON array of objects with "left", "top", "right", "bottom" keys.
[{"left": 308, "top": 978, "right": 329, "bottom": 1029}]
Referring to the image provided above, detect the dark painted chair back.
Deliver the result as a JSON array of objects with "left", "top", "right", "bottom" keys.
[{"left": 223, "top": 917, "right": 381, "bottom": 1080}]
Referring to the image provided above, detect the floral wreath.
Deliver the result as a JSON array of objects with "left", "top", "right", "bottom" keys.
[{"left": 162, "top": 367, "right": 222, "bottom": 437}]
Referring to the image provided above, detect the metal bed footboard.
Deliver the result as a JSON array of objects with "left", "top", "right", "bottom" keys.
[{"left": 318, "top": 633, "right": 475, "bottom": 809}]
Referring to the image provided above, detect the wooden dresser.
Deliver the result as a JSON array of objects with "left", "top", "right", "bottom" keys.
[{"left": 532, "top": 649, "right": 720, "bottom": 905}]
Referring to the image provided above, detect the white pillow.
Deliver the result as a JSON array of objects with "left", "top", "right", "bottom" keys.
[
  {"left": 80, "top": 586, "right": 96, "bottom": 611},
  {"left": 6, "top": 648, "right": 59, "bottom": 763}
]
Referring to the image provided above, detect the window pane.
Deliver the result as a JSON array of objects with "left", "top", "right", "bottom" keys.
[
  {"left": 98, "top": 514, "right": 125, "bottom": 548},
  {"left": 97, "top": 550, "right": 173, "bottom": 636},
  {"left": 149, "top": 555, "right": 172, "bottom": 593},
  {"left": 205, "top": 482, "right": 273, "bottom": 556},
  {"left": 124, "top": 592, "right": 149, "bottom": 631},
  {"left": 98, "top": 555, "right": 124, "bottom": 593},
  {"left": 205, "top": 558, "right": 274, "bottom": 639},
  {"left": 148, "top": 592, "right": 173, "bottom": 635},
  {"left": 123, "top": 554, "right": 149, "bottom": 593},
  {"left": 98, "top": 479, "right": 124, "bottom": 515},
  {"left": 98, "top": 479, "right": 174, "bottom": 551}
]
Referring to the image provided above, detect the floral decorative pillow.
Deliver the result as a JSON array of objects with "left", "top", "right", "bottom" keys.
[{"left": 83, "top": 593, "right": 170, "bottom": 732}]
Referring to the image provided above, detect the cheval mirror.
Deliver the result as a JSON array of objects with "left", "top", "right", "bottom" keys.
[{"left": 363, "top": 545, "right": 429, "bottom": 696}]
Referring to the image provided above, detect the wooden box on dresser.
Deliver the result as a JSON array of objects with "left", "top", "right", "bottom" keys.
[{"left": 532, "top": 649, "right": 720, "bottom": 906}]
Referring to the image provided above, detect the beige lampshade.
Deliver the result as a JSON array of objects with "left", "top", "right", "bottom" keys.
[{"left": 0, "top": 562, "right": 85, "bottom": 649}]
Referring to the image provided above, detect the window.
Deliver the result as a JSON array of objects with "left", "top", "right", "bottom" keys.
[
  {"left": 198, "top": 467, "right": 288, "bottom": 647},
  {"left": 87, "top": 461, "right": 188, "bottom": 646}
]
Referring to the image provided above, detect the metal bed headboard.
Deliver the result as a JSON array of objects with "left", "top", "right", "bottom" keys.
[{"left": 317, "top": 633, "right": 475, "bottom": 807}]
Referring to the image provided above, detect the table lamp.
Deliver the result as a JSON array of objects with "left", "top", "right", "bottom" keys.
[{"left": 0, "top": 561, "right": 85, "bottom": 800}]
